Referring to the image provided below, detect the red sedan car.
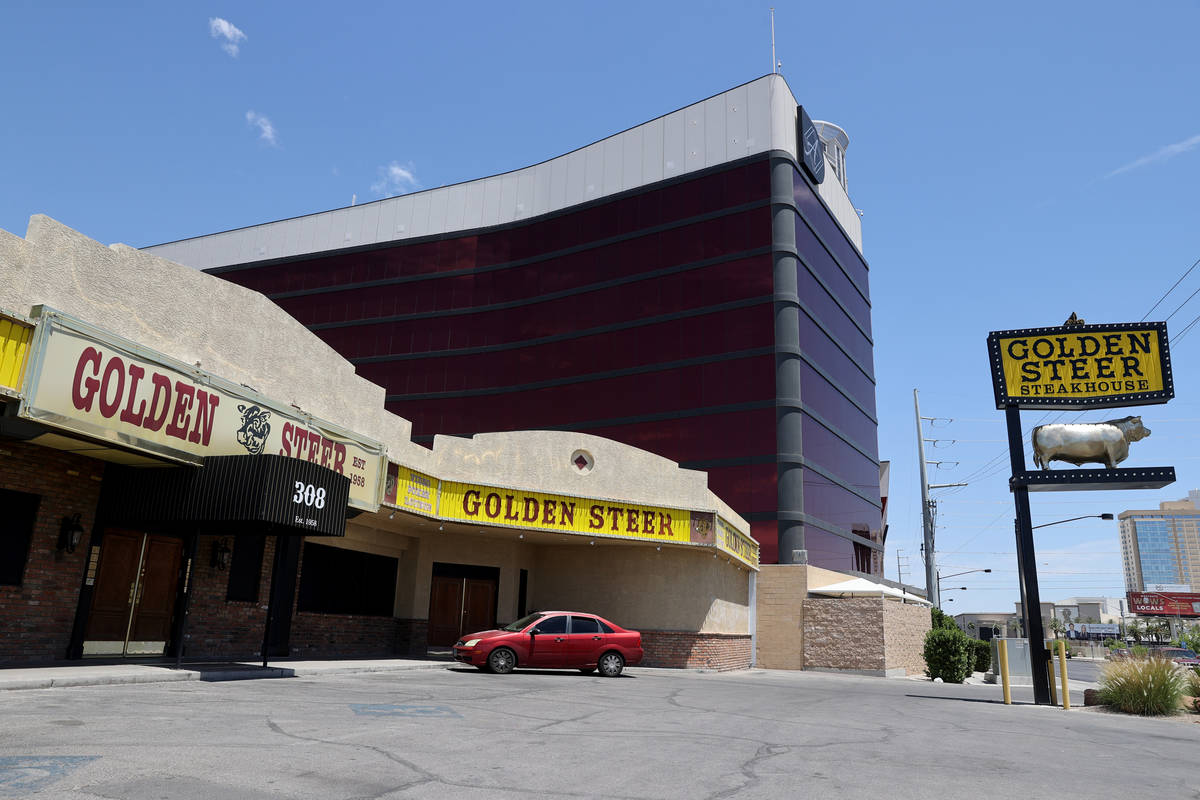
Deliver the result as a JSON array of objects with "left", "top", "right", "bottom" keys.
[
  {"left": 453, "top": 611, "right": 643, "bottom": 677},
  {"left": 1156, "top": 647, "right": 1200, "bottom": 666}
]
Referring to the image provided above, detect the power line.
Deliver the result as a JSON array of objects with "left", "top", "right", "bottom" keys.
[{"left": 1142, "top": 256, "right": 1200, "bottom": 321}]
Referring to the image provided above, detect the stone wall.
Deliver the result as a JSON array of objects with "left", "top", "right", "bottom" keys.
[
  {"left": 803, "top": 597, "right": 886, "bottom": 673},
  {"left": 883, "top": 600, "right": 930, "bottom": 676}
]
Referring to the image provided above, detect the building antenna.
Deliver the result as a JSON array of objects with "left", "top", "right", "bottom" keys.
[{"left": 770, "top": 8, "right": 778, "bottom": 74}]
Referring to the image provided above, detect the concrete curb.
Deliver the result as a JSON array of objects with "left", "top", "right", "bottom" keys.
[
  {"left": 0, "top": 660, "right": 453, "bottom": 692},
  {"left": 0, "top": 660, "right": 746, "bottom": 691}
]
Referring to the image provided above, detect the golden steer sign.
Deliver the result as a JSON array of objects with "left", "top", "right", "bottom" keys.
[{"left": 988, "top": 322, "right": 1172, "bottom": 410}]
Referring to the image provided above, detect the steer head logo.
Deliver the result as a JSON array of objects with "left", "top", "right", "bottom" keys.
[{"left": 236, "top": 404, "right": 271, "bottom": 455}]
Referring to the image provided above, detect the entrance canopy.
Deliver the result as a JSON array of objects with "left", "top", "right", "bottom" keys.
[
  {"left": 810, "top": 578, "right": 931, "bottom": 605},
  {"left": 100, "top": 454, "right": 350, "bottom": 536}
]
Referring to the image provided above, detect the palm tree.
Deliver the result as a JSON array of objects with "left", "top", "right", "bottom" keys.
[
  {"left": 1148, "top": 619, "right": 1172, "bottom": 643},
  {"left": 1126, "top": 619, "right": 1145, "bottom": 643}
]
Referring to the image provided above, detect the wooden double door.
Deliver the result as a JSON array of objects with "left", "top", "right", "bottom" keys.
[
  {"left": 427, "top": 566, "right": 498, "bottom": 647},
  {"left": 83, "top": 529, "right": 184, "bottom": 657}
]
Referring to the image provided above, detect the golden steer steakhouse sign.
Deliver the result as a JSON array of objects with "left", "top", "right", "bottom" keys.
[
  {"left": 987, "top": 321, "right": 1173, "bottom": 410},
  {"left": 20, "top": 310, "right": 384, "bottom": 510}
]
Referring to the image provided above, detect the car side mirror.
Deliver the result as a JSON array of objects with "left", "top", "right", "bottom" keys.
[{"left": 530, "top": 628, "right": 541, "bottom": 636}]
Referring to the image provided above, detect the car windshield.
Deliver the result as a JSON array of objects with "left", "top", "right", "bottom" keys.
[{"left": 501, "top": 612, "right": 545, "bottom": 632}]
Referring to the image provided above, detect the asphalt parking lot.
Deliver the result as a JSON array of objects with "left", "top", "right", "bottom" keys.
[{"left": 2, "top": 665, "right": 1197, "bottom": 799}]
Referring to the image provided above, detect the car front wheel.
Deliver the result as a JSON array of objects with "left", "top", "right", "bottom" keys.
[
  {"left": 598, "top": 651, "right": 624, "bottom": 677},
  {"left": 487, "top": 647, "right": 517, "bottom": 674}
]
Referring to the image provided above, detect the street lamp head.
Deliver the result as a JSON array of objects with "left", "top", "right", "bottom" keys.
[{"left": 1100, "top": 513, "right": 1114, "bottom": 521}]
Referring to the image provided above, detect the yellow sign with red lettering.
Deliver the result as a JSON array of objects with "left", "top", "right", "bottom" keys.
[
  {"left": 717, "top": 516, "right": 758, "bottom": 568},
  {"left": 440, "top": 481, "right": 693, "bottom": 544}
]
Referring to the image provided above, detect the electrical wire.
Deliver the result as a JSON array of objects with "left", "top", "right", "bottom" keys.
[{"left": 1141, "top": 256, "right": 1200, "bottom": 321}]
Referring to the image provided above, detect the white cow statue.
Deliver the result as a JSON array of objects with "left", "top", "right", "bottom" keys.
[{"left": 1031, "top": 416, "right": 1150, "bottom": 470}]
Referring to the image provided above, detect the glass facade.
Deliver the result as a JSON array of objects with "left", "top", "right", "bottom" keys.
[
  {"left": 215, "top": 157, "right": 881, "bottom": 571},
  {"left": 1122, "top": 510, "right": 1200, "bottom": 592},
  {"left": 790, "top": 168, "right": 882, "bottom": 568}
]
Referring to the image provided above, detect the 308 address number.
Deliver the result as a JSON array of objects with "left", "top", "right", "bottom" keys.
[{"left": 293, "top": 481, "right": 327, "bottom": 509}]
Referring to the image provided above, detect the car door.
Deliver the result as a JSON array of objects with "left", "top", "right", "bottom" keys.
[
  {"left": 567, "top": 615, "right": 605, "bottom": 666},
  {"left": 527, "top": 614, "right": 569, "bottom": 667}
]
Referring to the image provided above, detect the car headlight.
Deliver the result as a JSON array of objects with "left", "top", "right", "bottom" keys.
[{"left": 464, "top": 639, "right": 481, "bottom": 647}]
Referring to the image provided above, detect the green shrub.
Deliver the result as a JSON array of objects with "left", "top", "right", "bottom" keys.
[
  {"left": 1131, "top": 645, "right": 1149, "bottom": 659},
  {"left": 1098, "top": 656, "right": 1186, "bottom": 716},
  {"left": 930, "top": 607, "right": 959, "bottom": 631},
  {"left": 1180, "top": 625, "right": 1200, "bottom": 655},
  {"left": 924, "top": 628, "right": 971, "bottom": 683},
  {"left": 1187, "top": 666, "right": 1200, "bottom": 712},
  {"left": 971, "top": 638, "right": 991, "bottom": 673}
]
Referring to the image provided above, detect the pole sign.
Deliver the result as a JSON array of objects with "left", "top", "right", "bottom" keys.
[
  {"left": 987, "top": 321, "right": 1172, "bottom": 410},
  {"left": 19, "top": 309, "right": 385, "bottom": 511}
]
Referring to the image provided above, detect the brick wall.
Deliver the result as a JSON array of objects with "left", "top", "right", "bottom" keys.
[
  {"left": 290, "top": 613, "right": 404, "bottom": 658},
  {"left": 0, "top": 438, "right": 104, "bottom": 664},
  {"left": 641, "top": 631, "right": 751, "bottom": 670},
  {"left": 182, "top": 535, "right": 274, "bottom": 660},
  {"left": 803, "top": 597, "right": 886, "bottom": 672},
  {"left": 394, "top": 618, "right": 428, "bottom": 656},
  {"left": 883, "top": 600, "right": 930, "bottom": 676},
  {"left": 186, "top": 535, "right": 418, "bottom": 660}
]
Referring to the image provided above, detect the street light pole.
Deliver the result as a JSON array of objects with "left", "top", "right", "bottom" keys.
[
  {"left": 1014, "top": 509, "right": 1114, "bottom": 704},
  {"left": 938, "top": 568, "right": 992, "bottom": 585}
]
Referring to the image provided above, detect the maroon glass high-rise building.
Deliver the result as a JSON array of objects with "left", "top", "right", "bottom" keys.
[{"left": 147, "top": 75, "right": 882, "bottom": 572}]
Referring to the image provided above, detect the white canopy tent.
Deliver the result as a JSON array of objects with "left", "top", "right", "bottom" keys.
[{"left": 809, "top": 578, "right": 931, "bottom": 605}]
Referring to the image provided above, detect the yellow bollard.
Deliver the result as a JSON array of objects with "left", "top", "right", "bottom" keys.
[
  {"left": 998, "top": 639, "right": 1011, "bottom": 705},
  {"left": 1058, "top": 639, "right": 1070, "bottom": 710}
]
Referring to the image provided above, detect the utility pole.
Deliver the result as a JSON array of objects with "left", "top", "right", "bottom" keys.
[
  {"left": 915, "top": 390, "right": 936, "bottom": 608},
  {"left": 895, "top": 548, "right": 908, "bottom": 585},
  {"left": 915, "top": 389, "right": 967, "bottom": 609}
]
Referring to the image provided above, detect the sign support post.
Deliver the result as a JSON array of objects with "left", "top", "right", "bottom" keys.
[{"left": 1006, "top": 404, "right": 1051, "bottom": 705}]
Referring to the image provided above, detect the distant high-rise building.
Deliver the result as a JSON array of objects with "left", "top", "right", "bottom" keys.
[{"left": 1119, "top": 490, "right": 1200, "bottom": 592}]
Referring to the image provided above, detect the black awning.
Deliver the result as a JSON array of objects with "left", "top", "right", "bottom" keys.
[{"left": 100, "top": 454, "right": 350, "bottom": 536}]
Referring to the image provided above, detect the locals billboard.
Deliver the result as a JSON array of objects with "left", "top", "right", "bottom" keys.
[
  {"left": 19, "top": 308, "right": 385, "bottom": 511},
  {"left": 987, "top": 321, "right": 1172, "bottom": 410},
  {"left": 1128, "top": 591, "right": 1200, "bottom": 617}
]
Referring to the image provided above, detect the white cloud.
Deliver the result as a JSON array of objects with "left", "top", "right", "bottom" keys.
[
  {"left": 245, "top": 110, "right": 277, "bottom": 146},
  {"left": 1106, "top": 133, "right": 1200, "bottom": 178},
  {"left": 371, "top": 161, "right": 420, "bottom": 196},
  {"left": 209, "top": 17, "right": 246, "bottom": 57}
]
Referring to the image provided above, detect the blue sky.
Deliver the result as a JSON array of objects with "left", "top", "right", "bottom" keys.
[{"left": 3, "top": 2, "right": 1199, "bottom": 613}]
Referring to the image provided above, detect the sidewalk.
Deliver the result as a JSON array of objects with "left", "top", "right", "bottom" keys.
[{"left": 0, "top": 657, "right": 453, "bottom": 691}]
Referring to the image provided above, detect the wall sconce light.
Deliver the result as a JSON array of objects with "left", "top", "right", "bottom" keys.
[
  {"left": 57, "top": 513, "right": 85, "bottom": 554},
  {"left": 211, "top": 538, "right": 232, "bottom": 570}
]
